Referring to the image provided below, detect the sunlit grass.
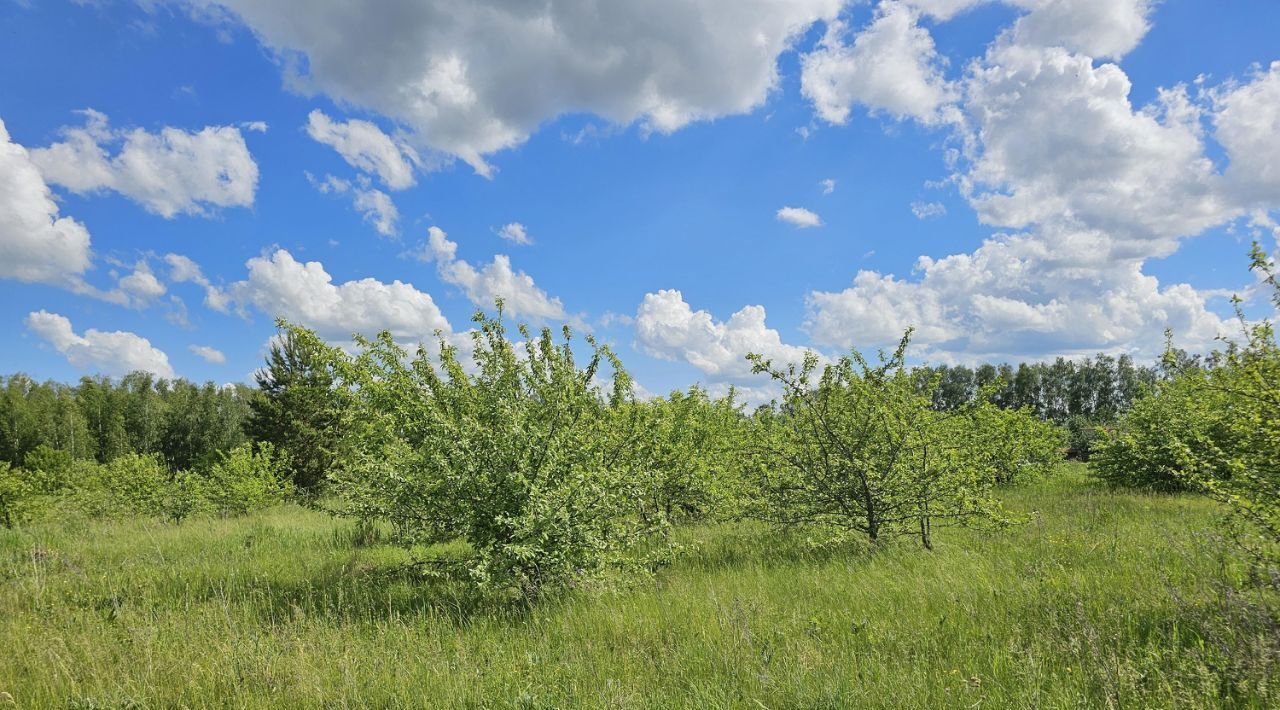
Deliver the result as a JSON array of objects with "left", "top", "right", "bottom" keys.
[{"left": 2, "top": 463, "right": 1276, "bottom": 708}]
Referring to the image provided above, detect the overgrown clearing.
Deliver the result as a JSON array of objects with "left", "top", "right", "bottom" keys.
[{"left": 4, "top": 465, "right": 1276, "bottom": 708}]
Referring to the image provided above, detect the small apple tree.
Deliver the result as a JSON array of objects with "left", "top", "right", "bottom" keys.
[{"left": 747, "top": 331, "right": 1017, "bottom": 549}]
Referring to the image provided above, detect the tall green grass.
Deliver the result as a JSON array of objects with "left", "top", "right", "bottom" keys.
[{"left": 2, "top": 464, "right": 1276, "bottom": 708}]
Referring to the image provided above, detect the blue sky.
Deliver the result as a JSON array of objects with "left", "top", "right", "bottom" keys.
[{"left": 1, "top": 0, "right": 1277, "bottom": 400}]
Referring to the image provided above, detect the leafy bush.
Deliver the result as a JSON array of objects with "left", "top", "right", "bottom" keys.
[
  {"left": 201, "top": 443, "right": 293, "bottom": 516},
  {"left": 619, "top": 386, "right": 748, "bottom": 526},
  {"left": 0, "top": 463, "right": 34, "bottom": 528},
  {"left": 71, "top": 453, "right": 170, "bottom": 517},
  {"left": 329, "top": 307, "right": 654, "bottom": 602},
  {"left": 746, "top": 331, "right": 1016, "bottom": 549},
  {"left": 971, "top": 404, "right": 1064, "bottom": 484},
  {"left": 21, "top": 444, "right": 76, "bottom": 493},
  {"left": 1176, "top": 244, "right": 1280, "bottom": 565},
  {"left": 1091, "top": 370, "right": 1239, "bottom": 492}
]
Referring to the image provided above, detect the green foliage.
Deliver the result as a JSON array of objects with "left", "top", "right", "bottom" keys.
[
  {"left": 1091, "top": 371, "right": 1239, "bottom": 492},
  {"left": 247, "top": 324, "right": 344, "bottom": 490},
  {"left": 1063, "top": 414, "right": 1101, "bottom": 461},
  {"left": 1175, "top": 243, "right": 1280, "bottom": 565},
  {"left": 201, "top": 443, "right": 293, "bottom": 516},
  {"left": 971, "top": 404, "right": 1065, "bottom": 484},
  {"left": 620, "top": 386, "right": 749, "bottom": 526},
  {"left": 71, "top": 453, "right": 171, "bottom": 518},
  {"left": 330, "top": 307, "right": 653, "bottom": 601},
  {"left": 747, "top": 331, "right": 1016, "bottom": 549},
  {"left": 0, "top": 371, "right": 252, "bottom": 471},
  {"left": 0, "top": 462, "right": 33, "bottom": 528},
  {"left": 21, "top": 443, "right": 75, "bottom": 491}
]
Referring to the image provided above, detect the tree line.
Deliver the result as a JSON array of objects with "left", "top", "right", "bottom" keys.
[
  {"left": 0, "top": 372, "right": 255, "bottom": 471},
  {"left": 0, "top": 343, "right": 1159, "bottom": 479}
]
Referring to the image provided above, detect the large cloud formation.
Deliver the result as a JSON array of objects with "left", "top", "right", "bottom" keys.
[
  {"left": 187, "top": 0, "right": 842, "bottom": 174},
  {"left": 0, "top": 119, "right": 93, "bottom": 288},
  {"left": 801, "top": 0, "right": 1279, "bottom": 363}
]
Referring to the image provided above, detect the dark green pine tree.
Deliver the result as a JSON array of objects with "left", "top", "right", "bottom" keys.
[{"left": 247, "top": 323, "right": 342, "bottom": 491}]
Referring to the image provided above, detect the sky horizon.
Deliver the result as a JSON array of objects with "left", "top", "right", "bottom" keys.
[{"left": 1, "top": 0, "right": 1278, "bottom": 401}]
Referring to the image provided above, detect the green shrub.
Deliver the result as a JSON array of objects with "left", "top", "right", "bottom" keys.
[
  {"left": 0, "top": 463, "right": 34, "bottom": 528},
  {"left": 972, "top": 404, "right": 1065, "bottom": 484},
  {"left": 329, "top": 307, "right": 655, "bottom": 602},
  {"left": 21, "top": 444, "right": 76, "bottom": 493},
  {"left": 1180, "top": 244, "right": 1280, "bottom": 565},
  {"left": 201, "top": 443, "right": 293, "bottom": 516},
  {"left": 746, "top": 330, "right": 1017, "bottom": 550},
  {"left": 1091, "top": 371, "right": 1239, "bottom": 492},
  {"left": 619, "top": 386, "right": 749, "bottom": 526},
  {"left": 71, "top": 453, "right": 170, "bottom": 517}
]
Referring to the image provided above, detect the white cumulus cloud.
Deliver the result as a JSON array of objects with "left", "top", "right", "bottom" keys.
[
  {"left": 115, "top": 260, "right": 167, "bottom": 307},
  {"left": 229, "top": 248, "right": 452, "bottom": 342},
  {"left": 305, "top": 110, "right": 419, "bottom": 190},
  {"left": 26, "top": 310, "right": 176, "bottom": 378},
  {"left": 30, "top": 109, "right": 258, "bottom": 218},
  {"left": 635, "top": 289, "right": 817, "bottom": 383},
  {"left": 0, "top": 118, "right": 94, "bottom": 288},
  {"left": 802, "top": 1, "right": 958, "bottom": 126},
  {"left": 776, "top": 206, "right": 823, "bottom": 228},
  {"left": 420, "top": 226, "right": 565, "bottom": 321}
]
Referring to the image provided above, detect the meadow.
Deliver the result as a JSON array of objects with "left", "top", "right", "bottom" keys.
[{"left": 4, "top": 464, "right": 1277, "bottom": 708}]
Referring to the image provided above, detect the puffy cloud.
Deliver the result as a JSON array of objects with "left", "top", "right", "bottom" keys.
[
  {"left": 0, "top": 118, "right": 94, "bottom": 288},
  {"left": 165, "top": 253, "right": 231, "bottom": 312},
  {"left": 820, "top": 178, "right": 837, "bottom": 195},
  {"left": 635, "top": 289, "right": 816, "bottom": 382},
  {"left": 26, "top": 310, "right": 176, "bottom": 378},
  {"left": 187, "top": 0, "right": 842, "bottom": 175},
  {"left": 229, "top": 248, "right": 451, "bottom": 342},
  {"left": 804, "top": 15, "right": 1280, "bottom": 363},
  {"left": 903, "top": 0, "right": 986, "bottom": 20},
  {"left": 115, "top": 260, "right": 167, "bottom": 307},
  {"left": 1214, "top": 61, "right": 1280, "bottom": 205},
  {"left": 30, "top": 109, "right": 258, "bottom": 218},
  {"left": 904, "top": 0, "right": 1153, "bottom": 59},
  {"left": 805, "top": 230, "right": 1232, "bottom": 362},
  {"left": 419, "top": 226, "right": 565, "bottom": 320},
  {"left": 801, "top": 1, "right": 957, "bottom": 125},
  {"left": 496, "top": 222, "right": 532, "bottom": 245},
  {"left": 305, "top": 110, "right": 419, "bottom": 190},
  {"left": 911, "top": 201, "right": 946, "bottom": 219},
  {"left": 308, "top": 173, "right": 399, "bottom": 237},
  {"left": 963, "top": 44, "right": 1235, "bottom": 258},
  {"left": 189, "top": 344, "right": 226, "bottom": 364},
  {"left": 1007, "top": 0, "right": 1155, "bottom": 61},
  {"left": 776, "top": 206, "right": 823, "bottom": 228}
]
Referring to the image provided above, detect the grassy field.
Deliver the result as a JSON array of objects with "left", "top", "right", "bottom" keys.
[{"left": 2, "top": 464, "right": 1278, "bottom": 708}]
